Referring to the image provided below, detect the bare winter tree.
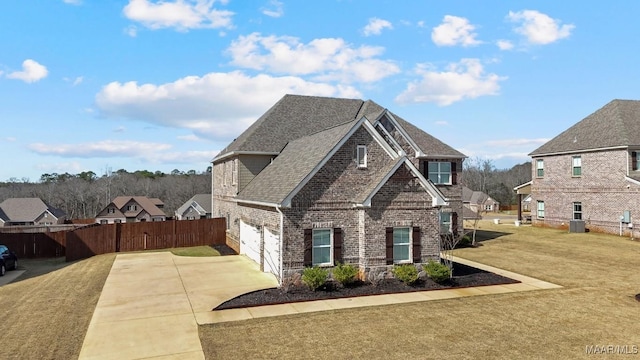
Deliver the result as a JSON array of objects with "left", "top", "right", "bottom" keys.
[{"left": 440, "top": 231, "right": 462, "bottom": 279}]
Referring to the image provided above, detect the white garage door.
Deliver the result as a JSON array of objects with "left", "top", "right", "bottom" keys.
[
  {"left": 239, "top": 220, "right": 261, "bottom": 266},
  {"left": 263, "top": 227, "right": 280, "bottom": 277}
]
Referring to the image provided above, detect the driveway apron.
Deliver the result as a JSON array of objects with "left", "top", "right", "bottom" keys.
[{"left": 79, "top": 252, "right": 278, "bottom": 360}]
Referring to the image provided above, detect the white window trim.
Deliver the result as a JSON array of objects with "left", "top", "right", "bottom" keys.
[
  {"left": 573, "top": 202, "right": 582, "bottom": 220},
  {"left": 428, "top": 161, "right": 452, "bottom": 185},
  {"left": 572, "top": 156, "right": 582, "bottom": 177},
  {"left": 312, "top": 228, "right": 334, "bottom": 267},
  {"left": 356, "top": 145, "right": 367, "bottom": 168},
  {"left": 393, "top": 227, "right": 412, "bottom": 264},
  {"left": 439, "top": 212, "right": 452, "bottom": 234},
  {"left": 536, "top": 159, "right": 544, "bottom": 177},
  {"left": 231, "top": 159, "right": 237, "bottom": 185},
  {"left": 537, "top": 201, "right": 545, "bottom": 219}
]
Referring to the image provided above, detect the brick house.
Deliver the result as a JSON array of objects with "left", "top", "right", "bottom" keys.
[
  {"left": 0, "top": 198, "right": 66, "bottom": 226},
  {"left": 212, "top": 94, "right": 465, "bottom": 284},
  {"left": 529, "top": 99, "right": 640, "bottom": 234},
  {"left": 175, "top": 194, "right": 212, "bottom": 220},
  {"left": 95, "top": 196, "right": 166, "bottom": 224}
]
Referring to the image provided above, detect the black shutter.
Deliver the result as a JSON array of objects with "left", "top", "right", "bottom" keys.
[
  {"left": 303, "top": 229, "right": 312, "bottom": 267},
  {"left": 423, "top": 160, "right": 429, "bottom": 178},
  {"left": 633, "top": 152, "right": 638, "bottom": 171},
  {"left": 333, "top": 228, "right": 343, "bottom": 264},
  {"left": 451, "top": 161, "right": 457, "bottom": 185},
  {"left": 412, "top": 227, "right": 421, "bottom": 263},
  {"left": 385, "top": 227, "right": 394, "bottom": 265},
  {"left": 452, "top": 212, "right": 459, "bottom": 237}
]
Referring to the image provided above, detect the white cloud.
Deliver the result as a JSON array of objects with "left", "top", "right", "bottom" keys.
[
  {"left": 177, "top": 134, "right": 204, "bottom": 141},
  {"left": 262, "top": 0, "right": 284, "bottom": 18},
  {"left": 143, "top": 150, "right": 219, "bottom": 164},
  {"left": 226, "top": 33, "right": 400, "bottom": 83},
  {"left": 4, "top": 137, "right": 17, "bottom": 142},
  {"left": 123, "top": 0, "right": 234, "bottom": 31},
  {"left": 63, "top": 0, "right": 82, "bottom": 4},
  {"left": 29, "top": 140, "right": 172, "bottom": 158},
  {"left": 485, "top": 138, "right": 549, "bottom": 148},
  {"left": 431, "top": 15, "right": 481, "bottom": 47},
  {"left": 6, "top": 59, "right": 48, "bottom": 83},
  {"left": 113, "top": 126, "right": 126, "bottom": 133},
  {"left": 35, "top": 162, "right": 84, "bottom": 174},
  {"left": 125, "top": 25, "right": 138, "bottom": 37},
  {"left": 395, "top": 59, "right": 506, "bottom": 106},
  {"left": 496, "top": 40, "right": 514, "bottom": 50},
  {"left": 64, "top": 76, "right": 84, "bottom": 86},
  {"left": 507, "top": 10, "right": 574, "bottom": 45},
  {"left": 95, "top": 71, "right": 362, "bottom": 140},
  {"left": 434, "top": 121, "right": 449, "bottom": 126},
  {"left": 363, "top": 18, "right": 393, "bottom": 36}
]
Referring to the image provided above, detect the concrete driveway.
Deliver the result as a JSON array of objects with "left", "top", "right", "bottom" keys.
[{"left": 79, "top": 252, "right": 278, "bottom": 360}]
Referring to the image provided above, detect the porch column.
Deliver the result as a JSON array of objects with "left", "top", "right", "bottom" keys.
[{"left": 517, "top": 193, "right": 522, "bottom": 221}]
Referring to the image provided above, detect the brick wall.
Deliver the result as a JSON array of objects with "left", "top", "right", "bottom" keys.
[{"left": 532, "top": 149, "right": 640, "bottom": 234}]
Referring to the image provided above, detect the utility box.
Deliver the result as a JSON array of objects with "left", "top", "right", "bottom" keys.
[
  {"left": 623, "top": 210, "right": 631, "bottom": 223},
  {"left": 569, "top": 220, "right": 586, "bottom": 233}
]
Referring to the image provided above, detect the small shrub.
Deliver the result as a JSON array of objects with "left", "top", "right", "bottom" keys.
[
  {"left": 332, "top": 262, "right": 359, "bottom": 286},
  {"left": 458, "top": 235, "right": 472, "bottom": 247},
  {"left": 392, "top": 264, "right": 419, "bottom": 285},
  {"left": 424, "top": 260, "right": 451, "bottom": 283},
  {"left": 301, "top": 266, "right": 329, "bottom": 291}
]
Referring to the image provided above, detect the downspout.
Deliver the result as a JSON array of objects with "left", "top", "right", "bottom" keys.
[{"left": 275, "top": 205, "right": 284, "bottom": 286}]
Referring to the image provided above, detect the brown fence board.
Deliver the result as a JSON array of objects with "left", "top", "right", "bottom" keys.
[{"left": 1, "top": 218, "right": 226, "bottom": 261}]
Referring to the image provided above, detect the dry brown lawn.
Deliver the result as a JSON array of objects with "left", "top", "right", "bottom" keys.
[
  {"left": 199, "top": 222, "right": 640, "bottom": 360},
  {"left": 0, "top": 253, "right": 115, "bottom": 360}
]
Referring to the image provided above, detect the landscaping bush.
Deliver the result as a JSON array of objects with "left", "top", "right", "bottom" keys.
[
  {"left": 332, "top": 262, "right": 359, "bottom": 286},
  {"left": 392, "top": 264, "right": 419, "bottom": 285},
  {"left": 424, "top": 260, "right": 451, "bottom": 283},
  {"left": 301, "top": 266, "right": 329, "bottom": 291},
  {"left": 458, "top": 235, "right": 472, "bottom": 247}
]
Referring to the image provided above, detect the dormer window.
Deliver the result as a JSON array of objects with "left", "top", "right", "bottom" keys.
[{"left": 356, "top": 145, "right": 367, "bottom": 168}]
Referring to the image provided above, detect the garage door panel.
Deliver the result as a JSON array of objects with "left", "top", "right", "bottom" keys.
[
  {"left": 263, "top": 227, "right": 280, "bottom": 277},
  {"left": 239, "top": 220, "right": 261, "bottom": 265}
]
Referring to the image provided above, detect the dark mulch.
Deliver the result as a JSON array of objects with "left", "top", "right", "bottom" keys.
[
  {"left": 214, "top": 262, "right": 520, "bottom": 310},
  {"left": 212, "top": 244, "right": 238, "bottom": 256}
]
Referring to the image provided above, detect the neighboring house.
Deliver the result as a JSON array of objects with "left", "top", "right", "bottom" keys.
[
  {"left": 212, "top": 94, "right": 465, "bottom": 284},
  {"left": 462, "top": 186, "right": 500, "bottom": 214},
  {"left": 529, "top": 99, "right": 640, "bottom": 234},
  {"left": 175, "top": 194, "right": 212, "bottom": 220},
  {"left": 0, "top": 198, "right": 67, "bottom": 226},
  {"left": 95, "top": 196, "right": 166, "bottom": 224}
]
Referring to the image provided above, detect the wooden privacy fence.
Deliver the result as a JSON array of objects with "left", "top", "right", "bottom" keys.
[
  {"left": 0, "top": 218, "right": 226, "bottom": 262},
  {"left": 0, "top": 232, "right": 66, "bottom": 258}
]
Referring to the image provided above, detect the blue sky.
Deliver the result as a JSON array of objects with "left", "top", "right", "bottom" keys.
[{"left": 2, "top": 1, "right": 639, "bottom": 182}]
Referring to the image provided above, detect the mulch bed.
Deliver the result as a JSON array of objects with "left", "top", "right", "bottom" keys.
[{"left": 214, "top": 262, "right": 519, "bottom": 310}]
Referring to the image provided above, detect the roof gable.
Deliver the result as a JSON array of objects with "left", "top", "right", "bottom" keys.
[
  {"left": 215, "top": 94, "right": 465, "bottom": 161},
  {"left": 0, "top": 198, "right": 64, "bottom": 222},
  {"left": 110, "top": 196, "right": 166, "bottom": 217},
  {"left": 215, "top": 95, "right": 364, "bottom": 161},
  {"left": 530, "top": 99, "right": 640, "bottom": 156},
  {"left": 236, "top": 119, "right": 360, "bottom": 206}
]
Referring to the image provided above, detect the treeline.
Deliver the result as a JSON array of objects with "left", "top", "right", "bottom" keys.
[
  {"left": 0, "top": 168, "right": 211, "bottom": 220},
  {"left": 462, "top": 158, "right": 531, "bottom": 206}
]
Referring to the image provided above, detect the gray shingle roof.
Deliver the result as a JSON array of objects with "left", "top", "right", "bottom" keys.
[
  {"left": 190, "top": 194, "right": 212, "bottom": 213},
  {"left": 216, "top": 95, "right": 364, "bottom": 159},
  {"left": 530, "top": 99, "right": 640, "bottom": 156},
  {"left": 236, "top": 120, "right": 356, "bottom": 204},
  {"left": 0, "top": 198, "right": 65, "bottom": 222},
  {"left": 215, "top": 94, "right": 464, "bottom": 160}
]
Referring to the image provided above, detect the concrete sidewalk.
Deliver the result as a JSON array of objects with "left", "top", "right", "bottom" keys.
[{"left": 78, "top": 252, "right": 278, "bottom": 360}]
